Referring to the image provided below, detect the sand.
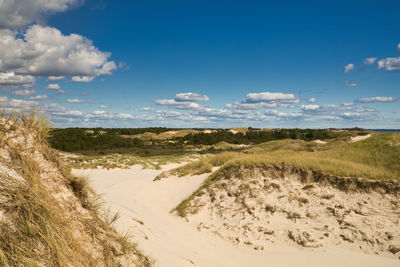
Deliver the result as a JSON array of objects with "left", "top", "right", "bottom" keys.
[
  {"left": 73, "top": 165, "right": 399, "bottom": 267},
  {"left": 351, "top": 133, "right": 372, "bottom": 143}
]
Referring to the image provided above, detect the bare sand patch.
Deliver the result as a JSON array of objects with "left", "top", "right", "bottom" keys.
[
  {"left": 73, "top": 165, "right": 400, "bottom": 267},
  {"left": 351, "top": 133, "right": 372, "bottom": 143}
]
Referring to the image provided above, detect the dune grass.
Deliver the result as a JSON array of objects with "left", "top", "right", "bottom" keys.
[
  {"left": 170, "top": 133, "right": 400, "bottom": 216},
  {"left": 0, "top": 110, "right": 151, "bottom": 266},
  {"left": 167, "top": 133, "right": 400, "bottom": 181}
]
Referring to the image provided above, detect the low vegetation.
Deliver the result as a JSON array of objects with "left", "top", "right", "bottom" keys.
[
  {"left": 49, "top": 127, "right": 365, "bottom": 155},
  {"left": 63, "top": 152, "right": 201, "bottom": 170}
]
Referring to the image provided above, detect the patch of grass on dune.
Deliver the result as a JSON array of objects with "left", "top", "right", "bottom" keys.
[
  {"left": 169, "top": 133, "right": 400, "bottom": 181},
  {"left": 155, "top": 152, "right": 240, "bottom": 179}
]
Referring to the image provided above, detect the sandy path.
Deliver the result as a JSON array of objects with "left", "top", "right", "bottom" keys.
[{"left": 73, "top": 165, "right": 399, "bottom": 267}]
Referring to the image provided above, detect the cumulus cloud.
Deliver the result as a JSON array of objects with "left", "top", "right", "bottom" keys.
[
  {"left": 0, "top": 96, "right": 38, "bottom": 110},
  {"left": 84, "top": 110, "right": 135, "bottom": 121},
  {"left": 264, "top": 110, "right": 304, "bottom": 118},
  {"left": 13, "top": 89, "right": 36, "bottom": 96},
  {"left": 363, "top": 57, "right": 376, "bottom": 65},
  {"left": 0, "top": 72, "right": 35, "bottom": 88},
  {"left": 299, "top": 102, "right": 376, "bottom": 121},
  {"left": 225, "top": 91, "right": 299, "bottom": 110},
  {"left": 0, "top": 0, "right": 80, "bottom": 29},
  {"left": 47, "top": 76, "right": 64, "bottom": 81},
  {"left": 0, "top": 25, "right": 116, "bottom": 77},
  {"left": 243, "top": 92, "right": 297, "bottom": 103},
  {"left": 344, "top": 63, "right": 355, "bottom": 73},
  {"left": 226, "top": 102, "right": 294, "bottom": 110},
  {"left": 47, "top": 83, "right": 60, "bottom": 90},
  {"left": 377, "top": 57, "right": 400, "bottom": 71},
  {"left": 156, "top": 110, "right": 181, "bottom": 117},
  {"left": 153, "top": 99, "right": 203, "bottom": 110},
  {"left": 99, "top": 105, "right": 109, "bottom": 109},
  {"left": 30, "top": 94, "right": 48, "bottom": 100},
  {"left": 52, "top": 110, "right": 84, "bottom": 117},
  {"left": 72, "top": 76, "right": 95, "bottom": 82},
  {"left": 356, "top": 96, "right": 400, "bottom": 103},
  {"left": 117, "top": 113, "right": 134, "bottom": 119},
  {"left": 301, "top": 104, "right": 320, "bottom": 110},
  {"left": 67, "top": 98, "right": 84, "bottom": 103},
  {"left": 140, "top": 107, "right": 154, "bottom": 111},
  {"left": 345, "top": 80, "right": 357, "bottom": 87},
  {"left": 307, "top": 97, "right": 316, "bottom": 103},
  {"left": 175, "top": 92, "right": 209, "bottom": 102}
]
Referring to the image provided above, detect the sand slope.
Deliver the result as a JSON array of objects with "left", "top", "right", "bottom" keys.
[{"left": 73, "top": 165, "right": 399, "bottom": 267}]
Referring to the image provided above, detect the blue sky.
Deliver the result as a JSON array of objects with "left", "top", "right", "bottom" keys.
[{"left": 0, "top": 0, "right": 399, "bottom": 128}]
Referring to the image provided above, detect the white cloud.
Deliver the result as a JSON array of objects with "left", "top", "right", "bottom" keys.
[
  {"left": 363, "top": 57, "right": 376, "bottom": 65},
  {"left": 192, "top": 116, "right": 209, "bottom": 121},
  {"left": 46, "top": 83, "right": 64, "bottom": 94},
  {"left": 0, "top": 72, "right": 35, "bottom": 87},
  {"left": 0, "top": 96, "right": 38, "bottom": 108},
  {"left": 226, "top": 102, "right": 294, "bottom": 110},
  {"left": 307, "top": 98, "right": 316, "bottom": 103},
  {"left": 175, "top": 92, "right": 209, "bottom": 102},
  {"left": 67, "top": 98, "right": 84, "bottom": 103},
  {"left": 153, "top": 99, "right": 203, "bottom": 110},
  {"left": 0, "top": 25, "right": 116, "bottom": 77},
  {"left": 345, "top": 80, "right": 357, "bottom": 87},
  {"left": 92, "top": 110, "right": 106, "bottom": 115},
  {"left": 47, "top": 76, "right": 64, "bottom": 81},
  {"left": 156, "top": 110, "right": 181, "bottom": 117},
  {"left": 47, "top": 83, "right": 60, "bottom": 90},
  {"left": 117, "top": 113, "right": 134, "bottom": 119},
  {"left": 0, "top": 0, "right": 79, "bottom": 29},
  {"left": 244, "top": 92, "right": 297, "bottom": 103},
  {"left": 225, "top": 91, "right": 298, "bottom": 110},
  {"left": 13, "top": 89, "right": 36, "bottom": 96},
  {"left": 99, "top": 105, "right": 109, "bottom": 109},
  {"left": 356, "top": 96, "right": 400, "bottom": 103},
  {"left": 42, "top": 103, "right": 66, "bottom": 113},
  {"left": 140, "top": 107, "right": 154, "bottom": 111},
  {"left": 72, "top": 76, "right": 95, "bottom": 82},
  {"left": 52, "top": 110, "right": 83, "bottom": 117},
  {"left": 344, "top": 63, "right": 355, "bottom": 73},
  {"left": 299, "top": 103, "right": 376, "bottom": 121},
  {"left": 301, "top": 104, "right": 320, "bottom": 111},
  {"left": 398, "top": 43, "right": 400, "bottom": 53},
  {"left": 30, "top": 94, "right": 48, "bottom": 100},
  {"left": 377, "top": 57, "right": 400, "bottom": 71}
]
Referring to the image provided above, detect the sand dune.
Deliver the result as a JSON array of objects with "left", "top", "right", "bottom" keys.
[{"left": 73, "top": 165, "right": 399, "bottom": 267}]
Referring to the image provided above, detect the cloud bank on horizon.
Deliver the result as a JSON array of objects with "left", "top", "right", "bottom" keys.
[{"left": 0, "top": 0, "right": 399, "bottom": 128}]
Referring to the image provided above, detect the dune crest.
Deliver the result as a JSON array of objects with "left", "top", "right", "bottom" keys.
[{"left": 0, "top": 113, "right": 150, "bottom": 266}]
